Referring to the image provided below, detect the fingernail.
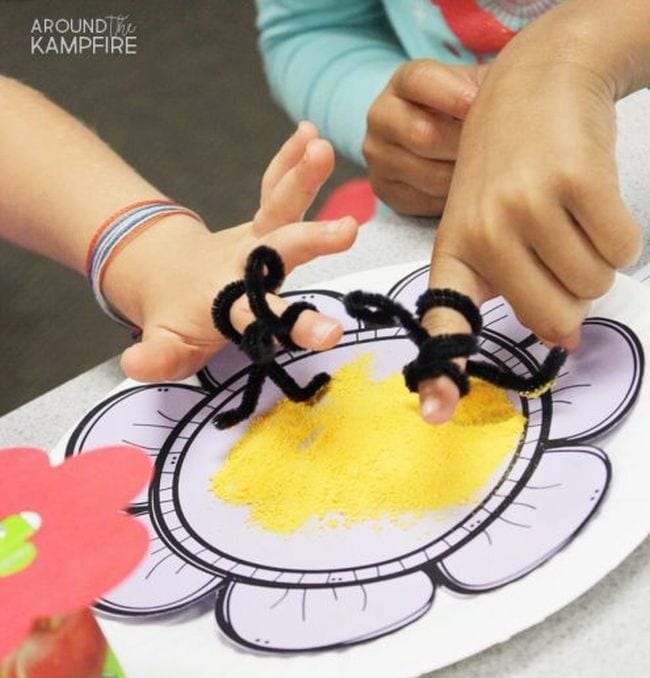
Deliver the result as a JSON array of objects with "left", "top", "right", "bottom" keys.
[
  {"left": 459, "top": 86, "right": 479, "bottom": 109},
  {"left": 421, "top": 397, "right": 439, "bottom": 422},
  {"left": 311, "top": 319, "right": 337, "bottom": 344},
  {"left": 325, "top": 217, "right": 351, "bottom": 234},
  {"left": 297, "top": 120, "right": 311, "bottom": 135}
]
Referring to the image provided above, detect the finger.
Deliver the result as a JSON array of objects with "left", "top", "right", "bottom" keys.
[
  {"left": 392, "top": 59, "right": 479, "bottom": 119},
  {"left": 365, "top": 139, "right": 454, "bottom": 197},
  {"left": 562, "top": 171, "right": 642, "bottom": 268},
  {"left": 371, "top": 178, "right": 446, "bottom": 216},
  {"left": 369, "top": 96, "right": 462, "bottom": 160},
  {"left": 472, "top": 242, "right": 589, "bottom": 347},
  {"left": 528, "top": 204, "right": 615, "bottom": 300},
  {"left": 540, "top": 328, "right": 581, "bottom": 353},
  {"left": 121, "top": 330, "right": 217, "bottom": 382},
  {"left": 259, "top": 121, "right": 319, "bottom": 205},
  {"left": 261, "top": 215, "right": 359, "bottom": 272},
  {"left": 418, "top": 249, "right": 489, "bottom": 424},
  {"left": 254, "top": 137, "right": 335, "bottom": 234},
  {"left": 230, "top": 294, "right": 342, "bottom": 351}
]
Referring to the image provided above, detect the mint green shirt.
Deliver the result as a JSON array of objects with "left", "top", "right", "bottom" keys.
[{"left": 256, "top": 0, "right": 562, "bottom": 165}]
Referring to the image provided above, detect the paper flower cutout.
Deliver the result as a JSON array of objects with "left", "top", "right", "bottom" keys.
[
  {"left": 0, "top": 446, "right": 151, "bottom": 658},
  {"left": 64, "top": 271, "right": 643, "bottom": 652}
]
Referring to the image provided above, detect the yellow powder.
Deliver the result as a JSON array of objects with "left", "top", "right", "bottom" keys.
[{"left": 211, "top": 355, "right": 526, "bottom": 534}]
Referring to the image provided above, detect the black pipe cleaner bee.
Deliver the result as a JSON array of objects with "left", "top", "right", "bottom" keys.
[
  {"left": 343, "top": 288, "right": 567, "bottom": 398},
  {"left": 210, "top": 246, "right": 330, "bottom": 429}
]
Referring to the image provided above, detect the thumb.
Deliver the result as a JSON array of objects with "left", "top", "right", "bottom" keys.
[
  {"left": 121, "top": 328, "right": 218, "bottom": 382},
  {"left": 418, "top": 250, "right": 490, "bottom": 424}
]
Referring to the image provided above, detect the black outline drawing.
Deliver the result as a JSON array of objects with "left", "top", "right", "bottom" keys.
[{"left": 64, "top": 265, "right": 645, "bottom": 654}]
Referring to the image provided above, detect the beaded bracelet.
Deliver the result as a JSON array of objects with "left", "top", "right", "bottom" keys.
[{"left": 86, "top": 199, "right": 203, "bottom": 330}]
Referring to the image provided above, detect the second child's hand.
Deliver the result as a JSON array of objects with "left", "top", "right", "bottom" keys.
[{"left": 415, "top": 4, "right": 643, "bottom": 424}]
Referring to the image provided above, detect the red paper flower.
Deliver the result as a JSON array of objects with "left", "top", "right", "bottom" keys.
[{"left": 0, "top": 446, "right": 151, "bottom": 659}]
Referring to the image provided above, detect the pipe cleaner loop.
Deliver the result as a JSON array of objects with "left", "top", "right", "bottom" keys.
[
  {"left": 210, "top": 247, "right": 331, "bottom": 429},
  {"left": 344, "top": 291, "right": 426, "bottom": 340},
  {"left": 212, "top": 280, "right": 246, "bottom": 343},
  {"left": 416, "top": 289, "right": 483, "bottom": 335},
  {"left": 343, "top": 288, "right": 567, "bottom": 400},
  {"left": 277, "top": 301, "right": 317, "bottom": 350}
]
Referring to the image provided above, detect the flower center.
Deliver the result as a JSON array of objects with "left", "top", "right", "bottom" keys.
[{"left": 211, "top": 355, "right": 526, "bottom": 534}]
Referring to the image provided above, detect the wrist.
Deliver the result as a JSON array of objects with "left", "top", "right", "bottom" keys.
[
  {"left": 101, "top": 213, "right": 210, "bottom": 328},
  {"left": 496, "top": 0, "right": 650, "bottom": 100}
]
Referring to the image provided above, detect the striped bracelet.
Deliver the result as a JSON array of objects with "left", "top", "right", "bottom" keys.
[{"left": 86, "top": 199, "right": 203, "bottom": 330}]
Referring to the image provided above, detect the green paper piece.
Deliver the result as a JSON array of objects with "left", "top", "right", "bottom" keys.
[
  {"left": 0, "top": 514, "right": 37, "bottom": 578},
  {"left": 101, "top": 645, "right": 126, "bottom": 678}
]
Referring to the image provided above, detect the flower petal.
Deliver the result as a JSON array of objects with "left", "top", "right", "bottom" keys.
[
  {"left": 387, "top": 265, "right": 429, "bottom": 313},
  {"left": 216, "top": 570, "right": 435, "bottom": 651},
  {"left": 198, "top": 342, "right": 252, "bottom": 391},
  {"left": 527, "top": 319, "right": 644, "bottom": 443},
  {"left": 97, "top": 513, "right": 223, "bottom": 617},
  {"left": 478, "top": 297, "right": 533, "bottom": 344},
  {"left": 66, "top": 384, "right": 207, "bottom": 505},
  {"left": 436, "top": 446, "right": 610, "bottom": 592}
]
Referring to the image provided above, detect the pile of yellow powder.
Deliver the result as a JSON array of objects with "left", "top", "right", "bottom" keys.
[{"left": 211, "top": 355, "right": 526, "bottom": 534}]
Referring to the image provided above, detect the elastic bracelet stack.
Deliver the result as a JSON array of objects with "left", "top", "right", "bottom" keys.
[{"left": 86, "top": 199, "right": 203, "bottom": 332}]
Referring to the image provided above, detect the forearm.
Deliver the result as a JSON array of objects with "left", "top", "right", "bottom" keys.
[
  {"left": 0, "top": 77, "right": 169, "bottom": 274},
  {"left": 497, "top": 0, "right": 650, "bottom": 99},
  {"left": 256, "top": 0, "right": 407, "bottom": 165}
]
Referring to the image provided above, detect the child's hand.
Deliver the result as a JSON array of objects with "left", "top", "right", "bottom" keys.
[
  {"left": 416, "top": 29, "right": 642, "bottom": 424},
  {"left": 103, "top": 123, "right": 359, "bottom": 382},
  {"left": 363, "top": 59, "right": 487, "bottom": 216}
]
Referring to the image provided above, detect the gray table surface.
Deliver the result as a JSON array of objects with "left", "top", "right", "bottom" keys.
[{"left": 2, "top": 90, "right": 649, "bottom": 677}]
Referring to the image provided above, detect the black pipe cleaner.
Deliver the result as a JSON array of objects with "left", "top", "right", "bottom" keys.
[
  {"left": 344, "top": 288, "right": 567, "bottom": 398},
  {"left": 211, "top": 246, "right": 330, "bottom": 429}
]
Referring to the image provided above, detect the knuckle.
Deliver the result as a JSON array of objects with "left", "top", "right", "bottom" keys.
[
  {"left": 498, "top": 189, "right": 526, "bottom": 217},
  {"left": 362, "top": 140, "right": 386, "bottom": 172},
  {"left": 361, "top": 137, "right": 375, "bottom": 164},
  {"left": 406, "top": 116, "right": 437, "bottom": 151},
  {"left": 368, "top": 175, "right": 394, "bottom": 205},
  {"left": 473, "top": 211, "right": 501, "bottom": 252},
  {"left": 432, "top": 160, "right": 454, "bottom": 189},
  {"left": 386, "top": 183, "right": 429, "bottom": 216},
  {"left": 256, "top": 201, "right": 282, "bottom": 226},
  {"left": 366, "top": 101, "right": 383, "bottom": 131},
  {"left": 606, "top": 228, "right": 642, "bottom": 267},
  {"left": 534, "top": 314, "right": 579, "bottom": 345},
  {"left": 491, "top": 182, "right": 531, "bottom": 220},
  {"left": 390, "top": 194, "right": 419, "bottom": 215},
  {"left": 429, "top": 197, "right": 446, "bottom": 217},
  {"left": 578, "top": 267, "right": 615, "bottom": 300},
  {"left": 397, "top": 59, "right": 432, "bottom": 96},
  {"left": 557, "top": 162, "right": 591, "bottom": 204}
]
